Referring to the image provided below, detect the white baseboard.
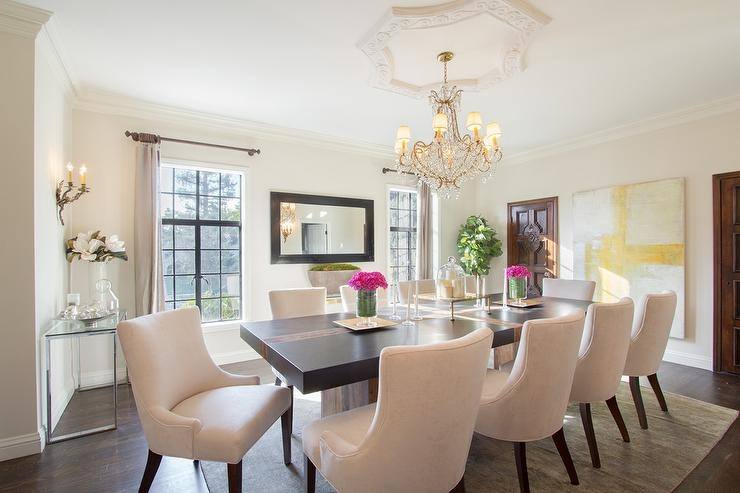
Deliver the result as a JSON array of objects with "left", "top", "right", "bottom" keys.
[
  {"left": 0, "top": 429, "right": 43, "bottom": 462},
  {"left": 212, "top": 349, "right": 261, "bottom": 366},
  {"left": 80, "top": 368, "right": 128, "bottom": 388},
  {"left": 663, "top": 349, "right": 713, "bottom": 371}
]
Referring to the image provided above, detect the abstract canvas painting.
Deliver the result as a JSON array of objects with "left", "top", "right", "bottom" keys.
[{"left": 573, "top": 178, "right": 685, "bottom": 338}]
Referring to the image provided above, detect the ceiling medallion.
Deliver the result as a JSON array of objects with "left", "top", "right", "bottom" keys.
[
  {"left": 394, "top": 52, "right": 502, "bottom": 198},
  {"left": 358, "top": 0, "right": 551, "bottom": 98}
]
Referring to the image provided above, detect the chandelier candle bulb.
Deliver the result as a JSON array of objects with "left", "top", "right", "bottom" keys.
[
  {"left": 433, "top": 112, "right": 448, "bottom": 133},
  {"left": 466, "top": 112, "right": 483, "bottom": 139}
]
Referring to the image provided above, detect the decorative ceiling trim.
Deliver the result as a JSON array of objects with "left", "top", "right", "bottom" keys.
[
  {"left": 0, "top": 0, "right": 51, "bottom": 38},
  {"left": 73, "top": 91, "right": 395, "bottom": 159},
  {"left": 503, "top": 93, "right": 740, "bottom": 166},
  {"left": 358, "top": 0, "right": 550, "bottom": 98},
  {"left": 37, "top": 19, "right": 77, "bottom": 100}
]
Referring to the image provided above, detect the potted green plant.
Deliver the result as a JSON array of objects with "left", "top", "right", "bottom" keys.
[
  {"left": 457, "top": 215, "right": 503, "bottom": 298},
  {"left": 307, "top": 263, "right": 361, "bottom": 296}
]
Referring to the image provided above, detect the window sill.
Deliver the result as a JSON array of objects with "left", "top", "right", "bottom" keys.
[{"left": 201, "top": 320, "right": 244, "bottom": 334}]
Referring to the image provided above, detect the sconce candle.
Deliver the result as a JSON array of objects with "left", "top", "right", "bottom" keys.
[
  {"left": 66, "top": 162, "right": 73, "bottom": 183},
  {"left": 79, "top": 165, "right": 87, "bottom": 187}
]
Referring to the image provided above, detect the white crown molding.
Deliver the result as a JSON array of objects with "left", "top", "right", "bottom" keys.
[
  {"left": 0, "top": 0, "right": 51, "bottom": 38},
  {"left": 358, "top": 0, "right": 550, "bottom": 98},
  {"left": 502, "top": 93, "right": 740, "bottom": 166},
  {"left": 73, "top": 91, "right": 396, "bottom": 159},
  {"left": 36, "top": 19, "right": 76, "bottom": 100}
]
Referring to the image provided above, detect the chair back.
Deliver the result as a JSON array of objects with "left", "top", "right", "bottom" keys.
[
  {"left": 397, "top": 279, "right": 435, "bottom": 304},
  {"left": 542, "top": 278, "right": 596, "bottom": 301},
  {"left": 570, "top": 298, "right": 634, "bottom": 403},
  {"left": 623, "top": 291, "right": 677, "bottom": 376},
  {"left": 268, "top": 287, "right": 326, "bottom": 319},
  {"left": 322, "top": 328, "right": 493, "bottom": 492},
  {"left": 118, "top": 308, "right": 224, "bottom": 447},
  {"left": 477, "top": 311, "right": 585, "bottom": 442}
]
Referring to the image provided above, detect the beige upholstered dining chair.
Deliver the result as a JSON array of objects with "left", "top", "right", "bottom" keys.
[
  {"left": 476, "top": 311, "right": 585, "bottom": 493},
  {"left": 339, "top": 285, "right": 388, "bottom": 312},
  {"left": 302, "top": 328, "right": 493, "bottom": 493},
  {"left": 542, "top": 278, "right": 596, "bottom": 301},
  {"left": 623, "top": 291, "right": 677, "bottom": 429},
  {"left": 117, "top": 307, "right": 292, "bottom": 493},
  {"left": 397, "top": 278, "right": 436, "bottom": 304},
  {"left": 569, "top": 298, "right": 634, "bottom": 468}
]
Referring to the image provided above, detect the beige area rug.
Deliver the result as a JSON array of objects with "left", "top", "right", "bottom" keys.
[{"left": 201, "top": 382, "right": 738, "bottom": 492}]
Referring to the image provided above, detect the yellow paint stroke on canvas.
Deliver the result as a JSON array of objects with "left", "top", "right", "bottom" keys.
[{"left": 583, "top": 185, "right": 684, "bottom": 302}]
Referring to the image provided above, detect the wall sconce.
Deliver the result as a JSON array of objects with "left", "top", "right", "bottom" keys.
[
  {"left": 280, "top": 202, "right": 296, "bottom": 243},
  {"left": 56, "top": 162, "right": 90, "bottom": 225}
]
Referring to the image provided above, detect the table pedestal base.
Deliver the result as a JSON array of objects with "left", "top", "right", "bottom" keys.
[{"left": 321, "top": 378, "right": 378, "bottom": 417}]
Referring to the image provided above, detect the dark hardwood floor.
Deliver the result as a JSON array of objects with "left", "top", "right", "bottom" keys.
[{"left": 0, "top": 360, "right": 736, "bottom": 492}]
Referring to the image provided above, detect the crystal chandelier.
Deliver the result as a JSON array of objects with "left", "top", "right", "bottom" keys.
[{"left": 394, "top": 52, "right": 503, "bottom": 198}]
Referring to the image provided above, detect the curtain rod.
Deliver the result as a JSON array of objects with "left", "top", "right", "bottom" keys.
[
  {"left": 382, "top": 167, "right": 415, "bottom": 176},
  {"left": 125, "top": 131, "right": 260, "bottom": 156}
]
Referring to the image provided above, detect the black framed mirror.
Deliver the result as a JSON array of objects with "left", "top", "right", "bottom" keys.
[{"left": 270, "top": 191, "right": 374, "bottom": 264}]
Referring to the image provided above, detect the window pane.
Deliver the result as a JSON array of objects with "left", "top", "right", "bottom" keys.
[
  {"left": 398, "top": 210, "right": 410, "bottom": 228},
  {"left": 174, "top": 250, "right": 195, "bottom": 274},
  {"left": 164, "top": 302, "right": 175, "bottom": 311},
  {"left": 175, "top": 300, "right": 196, "bottom": 309},
  {"left": 411, "top": 211, "right": 417, "bottom": 228},
  {"left": 221, "top": 198, "right": 240, "bottom": 221},
  {"left": 390, "top": 231, "right": 398, "bottom": 248},
  {"left": 162, "top": 251, "right": 174, "bottom": 275},
  {"left": 201, "top": 250, "right": 220, "bottom": 274},
  {"left": 174, "top": 225, "right": 195, "bottom": 249},
  {"left": 397, "top": 231, "right": 408, "bottom": 248},
  {"left": 221, "top": 298, "right": 241, "bottom": 320},
  {"left": 390, "top": 191, "right": 399, "bottom": 208},
  {"left": 161, "top": 225, "right": 173, "bottom": 249},
  {"left": 410, "top": 232, "right": 417, "bottom": 249},
  {"left": 201, "top": 298, "right": 220, "bottom": 322},
  {"left": 400, "top": 192, "right": 410, "bottom": 209},
  {"left": 221, "top": 274, "right": 240, "bottom": 297},
  {"left": 160, "top": 167, "right": 173, "bottom": 193},
  {"left": 174, "top": 194, "right": 197, "bottom": 219},
  {"left": 164, "top": 276, "right": 174, "bottom": 302},
  {"left": 201, "top": 274, "right": 220, "bottom": 298},
  {"left": 221, "top": 173, "right": 240, "bottom": 197},
  {"left": 221, "top": 227, "right": 239, "bottom": 249},
  {"left": 390, "top": 209, "right": 399, "bottom": 227},
  {"left": 199, "top": 171, "right": 220, "bottom": 196},
  {"left": 174, "top": 169, "right": 196, "bottom": 194},
  {"left": 221, "top": 250, "right": 240, "bottom": 273},
  {"left": 397, "top": 249, "right": 408, "bottom": 266},
  {"left": 410, "top": 192, "right": 417, "bottom": 210},
  {"left": 199, "top": 196, "right": 219, "bottom": 220},
  {"left": 174, "top": 276, "right": 195, "bottom": 300},
  {"left": 161, "top": 193, "right": 174, "bottom": 219},
  {"left": 201, "top": 226, "right": 219, "bottom": 249}
]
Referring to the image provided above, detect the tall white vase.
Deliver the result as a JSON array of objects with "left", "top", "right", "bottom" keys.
[{"left": 88, "top": 261, "right": 108, "bottom": 303}]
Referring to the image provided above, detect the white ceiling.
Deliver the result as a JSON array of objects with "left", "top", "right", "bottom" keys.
[{"left": 23, "top": 0, "right": 740, "bottom": 154}]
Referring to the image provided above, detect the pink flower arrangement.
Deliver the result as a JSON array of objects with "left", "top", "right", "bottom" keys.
[
  {"left": 348, "top": 271, "right": 388, "bottom": 291},
  {"left": 506, "top": 265, "right": 531, "bottom": 279}
]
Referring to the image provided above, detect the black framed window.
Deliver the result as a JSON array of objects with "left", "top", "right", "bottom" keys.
[
  {"left": 389, "top": 189, "right": 418, "bottom": 282},
  {"left": 160, "top": 165, "right": 243, "bottom": 322}
]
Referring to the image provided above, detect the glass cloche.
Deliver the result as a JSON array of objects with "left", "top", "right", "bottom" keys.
[{"left": 436, "top": 256, "right": 466, "bottom": 299}]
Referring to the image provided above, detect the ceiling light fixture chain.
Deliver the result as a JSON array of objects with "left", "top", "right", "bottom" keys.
[{"left": 393, "top": 51, "right": 503, "bottom": 198}]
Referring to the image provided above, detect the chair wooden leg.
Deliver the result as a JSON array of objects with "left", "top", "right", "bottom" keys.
[
  {"left": 605, "top": 395, "right": 630, "bottom": 442},
  {"left": 647, "top": 373, "right": 668, "bottom": 412},
  {"left": 281, "top": 385, "right": 294, "bottom": 465},
  {"left": 579, "top": 403, "right": 601, "bottom": 468},
  {"left": 551, "top": 428, "right": 579, "bottom": 485},
  {"left": 305, "top": 454, "right": 316, "bottom": 493},
  {"left": 450, "top": 475, "right": 466, "bottom": 492},
  {"left": 227, "top": 460, "right": 242, "bottom": 493},
  {"left": 513, "top": 442, "right": 529, "bottom": 493},
  {"left": 138, "top": 450, "right": 162, "bottom": 493},
  {"left": 629, "top": 376, "right": 649, "bottom": 429}
]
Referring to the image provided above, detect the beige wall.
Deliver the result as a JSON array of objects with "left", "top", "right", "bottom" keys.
[
  {"left": 0, "top": 29, "right": 41, "bottom": 459},
  {"left": 475, "top": 109, "right": 740, "bottom": 369}
]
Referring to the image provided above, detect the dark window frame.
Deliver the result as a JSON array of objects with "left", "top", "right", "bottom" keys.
[
  {"left": 389, "top": 189, "right": 418, "bottom": 282},
  {"left": 160, "top": 165, "right": 244, "bottom": 323}
]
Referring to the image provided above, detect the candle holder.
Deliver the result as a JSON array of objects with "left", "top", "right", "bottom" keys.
[{"left": 56, "top": 181, "right": 89, "bottom": 225}]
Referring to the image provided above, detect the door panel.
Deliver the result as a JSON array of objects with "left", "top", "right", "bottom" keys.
[
  {"left": 507, "top": 197, "right": 558, "bottom": 296},
  {"left": 714, "top": 172, "right": 740, "bottom": 374}
]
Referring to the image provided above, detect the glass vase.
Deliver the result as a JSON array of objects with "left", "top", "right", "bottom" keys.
[
  {"left": 508, "top": 276, "right": 528, "bottom": 303},
  {"left": 356, "top": 289, "right": 378, "bottom": 328}
]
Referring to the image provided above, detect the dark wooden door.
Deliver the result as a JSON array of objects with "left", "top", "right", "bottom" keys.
[
  {"left": 507, "top": 197, "right": 558, "bottom": 296},
  {"left": 714, "top": 172, "right": 740, "bottom": 374}
]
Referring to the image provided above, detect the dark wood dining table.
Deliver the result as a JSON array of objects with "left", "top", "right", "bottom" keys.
[{"left": 240, "top": 294, "right": 591, "bottom": 415}]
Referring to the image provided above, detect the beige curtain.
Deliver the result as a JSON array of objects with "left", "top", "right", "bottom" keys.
[
  {"left": 417, "top": 180, "right": 434, "bottom": 279},
  {"left": 134, "top": 143, "right": 165, "bottom": 316}
]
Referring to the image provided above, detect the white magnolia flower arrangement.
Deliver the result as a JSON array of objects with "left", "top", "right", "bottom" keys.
[{"left": 66, "top": 231, "right": 128, "bottom": 263}]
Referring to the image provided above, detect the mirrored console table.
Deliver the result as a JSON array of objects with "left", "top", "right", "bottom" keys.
[{"left": 43, "top": 310, "right": 127, "bottom": 444}]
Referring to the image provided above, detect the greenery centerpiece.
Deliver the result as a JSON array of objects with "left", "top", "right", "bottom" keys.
[
  {"left": 307, "top": 263, "right": 361, "bottom": 296},
  {"left": 347, "top": 271, "right": 388, "bottom": 328},
  {"left": 457, "top": 215, "right": 503, "bottom": 299}
]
